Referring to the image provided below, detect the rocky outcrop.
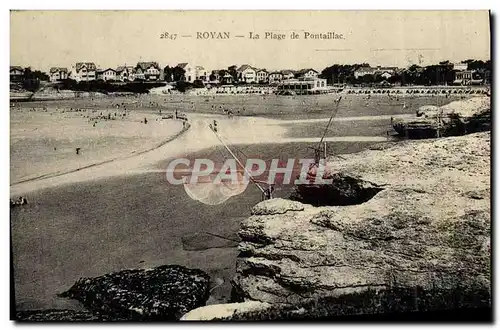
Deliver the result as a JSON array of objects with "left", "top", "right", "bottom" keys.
[
  {"left": 228, "top": 132, "right": 490, "bottom": 319},
  {"left": 59, "top": 265, "right": 211, "bottom": 321},
  {"left": 393, "top": 97, "right": 490, "bottom": 138},
  {"left": 15, "top": 309, "right": 113, "bottom": 322}
]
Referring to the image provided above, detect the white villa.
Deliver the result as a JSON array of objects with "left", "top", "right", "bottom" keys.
[
  {"left": 116, "top": 66, "right": 136, "bottom": 82},
  {"left": 135, "top": 62, "right": 161, "bottom": 81},
  {"left": 237, "top": 65, "right": 257, "bottom": 83},
  {"left": 269, "top": 71, "right": 283, "bottom": 84},
  {"left": 97, "top": 68, "right": 117, "bottom": 81},
  {"left": 71, "top": 62, "right": 97, "bottom": 82},
  {"left": 49, "top": 67, "right": 69, "bottom": 82},
  {"left": 177, "top": 63, "right": 195, "bottom": 82},
  {"left": 195, "top": 66, "right": 209, "bottom": 81},
  {"left": 277, "top": 77, "right": 328, "bottom": 94},
  {"left": 295, "top": 68, "right": 319, "bottom": 79},
  {"left": 256, "top": 69, "right": 269, "bottom": 83}
]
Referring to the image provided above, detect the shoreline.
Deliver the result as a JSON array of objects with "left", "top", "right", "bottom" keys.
[
  {"left": 10, "top": 85, "right": 489, "bottom": 102},
  {"left": 11, "top": 119, "right": 191, "bottom": 187}
]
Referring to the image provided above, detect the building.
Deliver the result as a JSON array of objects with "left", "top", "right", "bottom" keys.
[
  {"left": 354, "top": 66, "right": 397, "bottom": 79},
  {"left": 237, "top": 65, "right": 257, "bottom": 83},
  {"left": 49, "top": 67, "right": 68, "bottom": 82},
  {"left": 269, "top": 71, "right": 283, "bottom": 84},
  {"left": 453, "top": 63, "right": 468, "bottom": 71},
  {"left": 195, "top": 66, "right": 209, "bottom": 82},
  {"left": 97, "top": 68, "right": 117, "bottom": 81},
  {"left": 277, "top": 77, "right": 328, "bottom": 94},
  {"left": 256, "top": 69, "right": 269, "bottom": 83},
  {"left": 295, "top": 68, "right": 318, "bottom": 79},
  {"left": 354, "top": 67, "right": 376, "bottom": 79},
  {"left": 453, "top": 70, "right": 472, "bottom": 85},
  {"left": 71, "top": 62, "right": 97, "bottom": 82},
  {"left": 10, "top": 66, "right": 24, "bottom": 82},
  {"left": 221, "top": 72, "right": 234, "bottom": 84},
  {"left": 281, "top": 70, "right": 295, "bottom": 80},
  {"left": 177, "top": 63, "right": 195, "bottom": 82},
  {"left": 135, "top": 62, "right": 161, "bottom": 81},
  {"left": 380, "top": 71, "right": 393, "bottom": 80},
  {"left": 116, "top": 66, "right": 136, "bottom": 82},
  {"left": 453, "top": 70, "right": 483, "bottom": 85}
]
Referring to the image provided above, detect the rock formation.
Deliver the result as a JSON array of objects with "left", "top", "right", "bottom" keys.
[
  {"left": 224, "top": 132, "right": 491, "bottom": 320},
  {"left": 393, "top": 97, "right": 490, "bottom": 138},
  {"left": 59, "top": 265, "right": 211, "bottom": 321}
]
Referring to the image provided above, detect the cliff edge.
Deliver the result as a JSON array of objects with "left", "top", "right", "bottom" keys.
[{"left": 184, "top": 131, "right": 491, "bottom": 320}]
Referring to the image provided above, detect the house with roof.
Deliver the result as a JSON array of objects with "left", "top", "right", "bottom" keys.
[
  {"left": 269, "top": 71, "right": 283, "bottom": 84},
  {"left": 256, "top": 69, "right": 269, "bottom": 83},
  {"left": 195, "top": 66, "right": 209, "bottom": 82},
  {"left": 176, "top": 63, "right": 195, "bottom": 82},
  {"left": 49, "top": 67, "right": 69, "bottom": 82},
  {"left": 453, "top": 62, "right": 468, "bottom": 71},
  {"left": 135, "top": 62, "right": 161, "bottom": 81},
  {"left": 237, "top": 65, "right": 257, "bottom": 83},
  {"left": 354, "top": 67, "right": 377, "bottom": 79},
  {"left": 295, "top": 68, "right": 319, "bottom": 80},
  {"left": 116, "top": 66, "right": 136, "bottom": 82},
  {"left": 354, "top": 66, "right": 397, "bottom": 79},
  {"left": 281, "top": 70, "right": 295, "bottom": 80},
  {"left": 71, "top": 62, "right": 97, "bottom": 82},
  {"left": 10, "top": 66, "right": 24, "bottom": 82},
  {"left": 97, "top": 68, "right": 117, "bottom": 81},
  {"left": 212, "top": 70, "right": 234, "bottom": 84}
]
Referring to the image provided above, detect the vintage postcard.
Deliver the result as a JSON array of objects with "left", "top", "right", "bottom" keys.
[{"left": 9, "top": 10, "right": 491, "bottom": 321}]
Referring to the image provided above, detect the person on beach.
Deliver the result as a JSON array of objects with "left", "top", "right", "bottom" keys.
[{"left": 144, "top": 117, "right": 148, "bottom": 124}]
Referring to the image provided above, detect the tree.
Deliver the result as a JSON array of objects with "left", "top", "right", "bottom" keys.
[
  {"left": 176, "top": 80, "right": 187, "bottom": 92},
  {"left": 388, "top": 74, "right": 402, "bottom": 85},
  {"left": 228, "top": 65, "right": 238, "bottom": 82},
  {"left": 320, "top": 63, "right": 370, "bottom": 85},
  {"left": 22, "top": 67, "right": 49, "bottom": 81},
  {"left": 172, "top": 66, "right": 186, "bottom": 82},
  {"left": 193, "top": 79, "right": 205, "bottom": 88},
  {"left": 361, "top": 74, "right": 375, "bottom": 85},
  {"left": 163, "top": 66, "right": 173, "bottom": 82}
]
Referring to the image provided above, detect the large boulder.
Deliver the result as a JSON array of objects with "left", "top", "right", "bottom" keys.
[
  {"left": 60, "top": 265, "right": 211, "bottom": 321},
  {"left": 393, "top": 97, "right": 490, "bottom": 138},
  {"left": 231, "top": 132, "right": 491, "bottom": 319}
]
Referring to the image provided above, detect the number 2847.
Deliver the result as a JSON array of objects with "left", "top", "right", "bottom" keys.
[{"left": 160, "top": 32, "right": 178, "bottom": 40}]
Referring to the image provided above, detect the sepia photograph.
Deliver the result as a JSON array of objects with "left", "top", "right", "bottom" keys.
[{"left": 8, "top": 9, "right": 492, "bottom": 322}]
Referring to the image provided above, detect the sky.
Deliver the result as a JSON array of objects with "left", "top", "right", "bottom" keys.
[{"left": 10, "top": 10, "right": 491, "bottom": 73}]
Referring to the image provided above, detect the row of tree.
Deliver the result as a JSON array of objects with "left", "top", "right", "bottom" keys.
[{"left": 319, "top": 60, "right": 491, "bottom": 86}]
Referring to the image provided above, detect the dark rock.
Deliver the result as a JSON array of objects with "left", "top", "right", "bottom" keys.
[
  {"left": 60, "top": 265, "right": 211, "bottom": 321},
  {"left": 15, "top": 309, "right": 112, "bottom": 321},
  {"left": 289, "top": 172, "right": 384, "bottom": 206}
]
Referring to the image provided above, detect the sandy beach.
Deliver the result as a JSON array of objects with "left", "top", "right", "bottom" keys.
[{"left": 10, "top": 108, "right": 186, "bottom": 185}]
